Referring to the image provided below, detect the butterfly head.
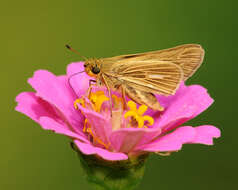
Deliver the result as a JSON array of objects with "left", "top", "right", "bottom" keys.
[{"left": 84, "top": 59, "right": 101, "bottom": 77}]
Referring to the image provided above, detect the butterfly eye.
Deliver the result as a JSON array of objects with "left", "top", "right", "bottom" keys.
[
  {"left": 92, "top": 67, "right": 100, "bottom": 74},
  {"left": 84, "top": 64, "right": 87, "bottom": 67}
]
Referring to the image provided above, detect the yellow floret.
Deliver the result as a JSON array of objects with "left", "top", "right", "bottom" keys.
[
  {"left": 89, "top": 91, "right": 109, "bottom": 112},
  {"left": 73, "top": 91, "right": 111, "bottom": 149},
  {"left": 124, "top": 101, "right": 154, "bottom": 128}
]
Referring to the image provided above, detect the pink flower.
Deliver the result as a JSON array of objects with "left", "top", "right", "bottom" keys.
[{"left": 15, "top": 62, "right": 220, "bottom": 161}]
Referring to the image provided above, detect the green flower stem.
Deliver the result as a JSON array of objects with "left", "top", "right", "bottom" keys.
[{"left": 71, "top": 142, "right": 148, "bottom": 190}]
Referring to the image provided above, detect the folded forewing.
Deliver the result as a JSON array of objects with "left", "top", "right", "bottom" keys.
[{"left": 116, "top": 60, "right": 183, "bottom": 96}]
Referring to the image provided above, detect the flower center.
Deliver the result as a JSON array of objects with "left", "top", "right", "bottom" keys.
[
  {"left": 74, "top": 91, "right": 111, "bottom": 149},
  {"left": 73, "top": 91, "right": 154, "bottom": 149}
]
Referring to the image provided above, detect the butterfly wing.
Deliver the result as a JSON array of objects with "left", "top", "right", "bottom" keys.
[
  {"left": 103, "top": 60, "right": 183, "bottom": 96},
  {"left": 101, "top": 44, "right": 204, "bottom": 110},
  {"left": 103, "top": 44, "right": 204, "bottom": 80},
  {"left": 102, "top": 60, "right": 183, "bottom": 111}
]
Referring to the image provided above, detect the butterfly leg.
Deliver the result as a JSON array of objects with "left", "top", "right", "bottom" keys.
[
  {"left": 86, "top": 79, "right": 97, "bottom": 98},
  {"left": 101, "top": 75, "right": 113, "bottom": 116},
  {"left": 121, "top": 85, "right": 127, "bottom": 110}
]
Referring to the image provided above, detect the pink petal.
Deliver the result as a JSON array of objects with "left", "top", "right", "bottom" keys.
[
  {"left": 76, "top": 103, "right": 112, "bottom": 145},
  {"left": 66, "top": 62, "right": 93, "bottom": 97},
  {"left": 74, "top": 140, "right": 128, "bottom": 161},
  {"left": 190, "top": 125, "right": 221, "bottom": 145},
  {"left": 139, "top": 126, "right": 196, "bottom": 152},
  {"left": 15, "top": 92, "right": 88, "bottom": 142},
  {"left": 39, "top": 117, "right": 89, "bottom": 143},
  {"left": 155, "top": 82, "right": 214, "bottom": 131},
  {"left": 15, "top": 92, "right": 60, "bottom": 123},
  {"left": 28, "top": 70, "right": 84, "bottom": 134},
  {"left": 109, "top": 127, "right": 162, "bottom": 153}
]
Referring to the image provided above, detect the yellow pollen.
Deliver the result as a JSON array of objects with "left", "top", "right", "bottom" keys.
[
  {"left": 83, "top": 119, "right": 88, "bottom": 132},
  {"left": 73, "top": 91, "right": 111, "bottom": 149},
  {"left": 124, "top": 101, "right": 154, "bottom": 128},
  {"left": 73, "top": 91, "right": 109, "bottom": 113},
  {"left": 89, "top": 91, "right": 109, "bottom": 112},
  {"left": 74, "top": 98, "right": 85, "bottom": 110}
]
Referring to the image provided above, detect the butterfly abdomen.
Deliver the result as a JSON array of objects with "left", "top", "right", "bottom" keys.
[{"left": 124, "top": 85, "right": 164, "bottom": 111}]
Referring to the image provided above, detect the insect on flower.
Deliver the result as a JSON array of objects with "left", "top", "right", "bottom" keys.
[{"left": 66, "top": 44, "right": 204, "bottom": 114}]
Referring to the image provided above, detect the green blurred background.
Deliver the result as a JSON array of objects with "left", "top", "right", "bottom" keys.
[{"left": 1, "top": 0, "right": 237, "bottom": 189}]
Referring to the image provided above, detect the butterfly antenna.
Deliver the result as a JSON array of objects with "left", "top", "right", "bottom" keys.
[
  {"left": 68, "top": 70, "right": 85, "bottom": 97},
  {"left": 65, "top": 44, "right": 88, "bottom": 60}
]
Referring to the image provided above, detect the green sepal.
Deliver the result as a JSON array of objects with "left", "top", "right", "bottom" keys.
[{"left": 71, "top": 142, "right": 148, "bottom": 190}]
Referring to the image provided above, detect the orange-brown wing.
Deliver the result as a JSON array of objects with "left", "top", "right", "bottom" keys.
[
  {"left": 108, "top": 60, "right": 183, "bottom": 96},
  {"left": 103, "top": 44, "right": 204, "bottom": 80}
]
